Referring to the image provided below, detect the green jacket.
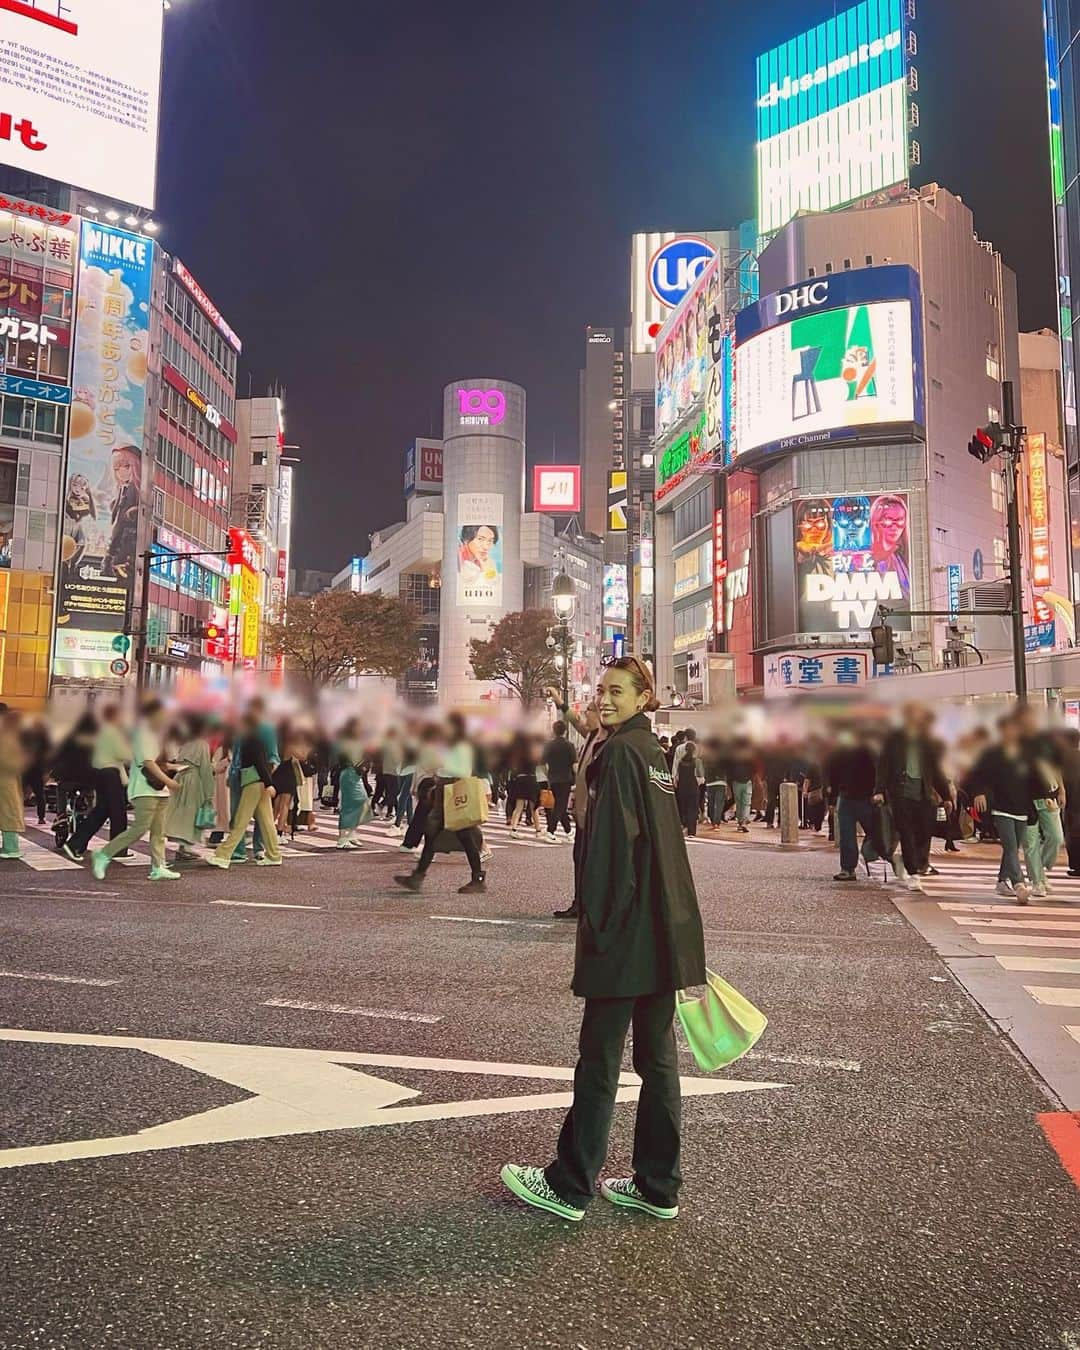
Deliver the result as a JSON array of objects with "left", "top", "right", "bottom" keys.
[{"left": 574, "top": 713, "right": 707, "bottom": 999}]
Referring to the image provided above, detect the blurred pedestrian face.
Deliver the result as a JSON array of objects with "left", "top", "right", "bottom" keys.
[{"left": 597, "top": 669, "right": 648, "bottom": 727}]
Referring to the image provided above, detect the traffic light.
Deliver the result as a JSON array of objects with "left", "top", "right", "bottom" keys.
[
  {"left": 200, "top": 622, "right": 225, "bottom": 643},
  {"left": 871, "top": 622, "right": 895, "bottom": 666},
  {"left": 968, "top": 423, "right": 1004, "bottom": 463}
]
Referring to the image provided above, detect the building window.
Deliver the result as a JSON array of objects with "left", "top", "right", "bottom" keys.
[
  {"left": 988, "top": 405, "right": 1000, "bottom": 425},
  {"left": 991, "top": 470, "right": 1005, "bottom": 514},
  {"left": 993, "top": 537, "right": 1007, "bottom": 571},
  {"left": 843, "top": 258, "right": 852, "bottom": 270},
  {"left": 672, "top": 485, "right": 711, "bottom": 544},
  {"left": 824, "top": 262, "right": 833, "bottom": 274},
  {"left": 986, "top": 342, "right": 1001, "bottom": 381},
  {"left": 865, "top": 254, "right": 874, "bottom": 265},
  {"left": 807, "top": 267, "right": 816, "bottom": 277}
]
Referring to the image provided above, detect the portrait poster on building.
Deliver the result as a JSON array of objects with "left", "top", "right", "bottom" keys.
[
  {"left": 794, "top": 492, "right": 910, "bottom": 633},
  {"left": 56, "top": 222, "right": 152, "bottom": 640},
  {"left": 456, "top": 492, "right": 504, "bottom": 607}
]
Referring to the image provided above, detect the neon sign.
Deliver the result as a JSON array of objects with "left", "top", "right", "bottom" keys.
[{"left": 456, "top": 388, "right": 506, "bottom": 426}]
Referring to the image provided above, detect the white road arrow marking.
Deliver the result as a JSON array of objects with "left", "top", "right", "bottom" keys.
[{"left": 0, "top": 1030, "right": 784, "bottom": 1170}]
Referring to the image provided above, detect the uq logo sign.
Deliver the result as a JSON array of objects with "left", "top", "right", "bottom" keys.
[
  {"left": 457, "top": 388, "right": 506, "bottom": 426},
  {"left": 648, "top": 237, "right": 716, "bottom": 309}
]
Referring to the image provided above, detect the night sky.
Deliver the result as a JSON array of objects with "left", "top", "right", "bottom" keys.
[{"left": 157, "top": 0, "right": 1052, "bottom": 573}]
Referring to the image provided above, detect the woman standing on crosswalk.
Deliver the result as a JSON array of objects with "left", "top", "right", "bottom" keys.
[
  {"left": 335, "top": 719, "right": 371, "bottom": 850},
  {"left": 501, "top": 655, "right": 706, "bottom": 1223}
]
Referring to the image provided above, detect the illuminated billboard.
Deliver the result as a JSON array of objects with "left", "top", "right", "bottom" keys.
[
  {"left": 756, "top": 0, "right": 910, "bottom": 236},
  {"left": 456, "top": 492, "right": 503, "bottom": 607},
  {"left": 794, "top": 492, "right": 911, "bottom": 632},
  {"left": 631, "top": 231, "right": 719, "bottom": 354},
  {"left": 607, "top": 471, "right": 628, "bottom": 531},
  {"left": 734, "top": 265, "right": 923, "bottom": 461},
  {"left": 0, "top": 0, "right": 164, "bottom": 208},
  {"left": 532, "top": 465, "right": 581, "bottom": 513},
  {"left": 55, "top": 222, "right": 153, "bottom": 677},
  {"left": 603, "top": 563, "right": 628, "bottom": 622}
]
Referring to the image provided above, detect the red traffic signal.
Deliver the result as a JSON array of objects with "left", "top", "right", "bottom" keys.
[{"left": 968, "top": 424, "right": 1003, "bottom": 463}]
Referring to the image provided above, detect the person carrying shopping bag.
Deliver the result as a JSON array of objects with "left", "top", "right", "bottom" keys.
[
  {"left": 501, "top": 654, "right": 706, "bottom": 1222},
  {"left": 204, "top": 712, "right": 282, "bottom": 870}
]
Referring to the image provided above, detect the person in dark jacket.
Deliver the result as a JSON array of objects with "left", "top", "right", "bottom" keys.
[
  {"left": 874, "top": 702, "right": 950, "bottom": 891},
  {"left": 827, "top": 730, "right": 878, "bottom": 880},
  {"left": 1057, "top": 729, "right": 1080, "bottom": 876},
  {"left": 968, "top": 712, "right": 1047, "bottom": 903},
  {"left": 541, "top": 721, "right": 576, "bottom": 839},
  {"left": 502, "top": 655, "right": 706, "bottom": 1223}
]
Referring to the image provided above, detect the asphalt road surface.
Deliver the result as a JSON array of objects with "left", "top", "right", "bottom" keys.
[{"left": 1, "top": 815, "right": 1079, "bottom": 1350}]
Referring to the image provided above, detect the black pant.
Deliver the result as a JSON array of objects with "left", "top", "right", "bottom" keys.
[
  {"left": 547, "top": 782, "right": 572, "bottom": 835},
  {"left": 69, "top": 768, "right": 128, "bottom": 852},
  {"left": 571, "top": 824, "right": 586, "bottom": 907},
  {"left": 764, "top": 780, "right": 782, "bottom": 826},
  {"left": 891, "top": 795, "right": 933, "bottom": 874},
  {"left": 416, "top": 826, "right": 484, "bottom": 881},
  {"left": 545, "top": 990, "right": 682, "bottom": 1210},
  {"left": 677, "top": 783, "right": 699, "bottom": 835},
  {"left": 1068, "top": 830, "right": 1080, "bottom": 872},
  {"left": 380, "top": 774, "right": 400, "bottom": 817},
  {"left": 25, "top": 767, "right": 46, "bottom": 822},
  {"left": 404, "top": 778, "right": 435, "bottom": 850}
]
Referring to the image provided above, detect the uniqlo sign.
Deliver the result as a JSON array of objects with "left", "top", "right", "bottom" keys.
[
  {"left": 0, "top": 0, "right": 164, "bottom": 207},
  {"left": 533, "top": 465, "right": 582, "bottom": 513}
]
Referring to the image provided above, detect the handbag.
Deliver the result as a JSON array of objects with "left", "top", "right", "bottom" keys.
[
  {"left": 195, "top": 802, "right": 217, "bottom": 830},
  {"left": 676, "top": 969, "right": 767, "bottom": 1072},
  {"left": 443, "top": 777, "right": 489, "bottom": 832},
  {"left": 538, "top": 787, "right": 556, "bottom": 811}
]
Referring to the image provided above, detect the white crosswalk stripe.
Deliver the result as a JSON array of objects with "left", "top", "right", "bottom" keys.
[
  {"left": 912, "top": 852, "right": 1080, "bottom": 1070},
  {"left": 10, "top": 810, "right": 580, "bottom": 874}
]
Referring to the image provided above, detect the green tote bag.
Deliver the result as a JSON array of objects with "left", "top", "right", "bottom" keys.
[{"left": 676, "top": 969, "right": 767, "bottom": 1072}]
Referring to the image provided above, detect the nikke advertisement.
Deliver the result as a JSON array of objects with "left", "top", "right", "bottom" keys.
[
  {"left": 56, "top": 222, "right": 152, "bottom": 655},
  {"left": 0, "top": 0, "right": 165, "bottom": 207},
  {"left": 794, "top": 492, "right": 911, "bottom": 633},
  {"left": 734, "top": 266, "right": 923, "bottom": 461},
  {"left": 456, "top": 492, "right": 503, "bottom": 607}
]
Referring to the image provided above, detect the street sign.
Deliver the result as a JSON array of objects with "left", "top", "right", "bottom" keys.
[
  {"left": 109, "top": 658, "right": 130, "bottom": 677},
  {"left": 972, "top": 549, "right": 984, "bottom": 582},
  {"left": 111, "top": 635, "right": 131, "bottom": 654}
]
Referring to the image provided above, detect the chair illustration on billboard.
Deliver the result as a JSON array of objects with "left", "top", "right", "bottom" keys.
[{"left": 792, "top": 346, "right": 823, "bottom": 421}]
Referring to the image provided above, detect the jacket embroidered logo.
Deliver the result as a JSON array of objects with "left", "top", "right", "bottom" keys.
[{"left": 649, "top": 766, "right": 675, "bottom": 794}]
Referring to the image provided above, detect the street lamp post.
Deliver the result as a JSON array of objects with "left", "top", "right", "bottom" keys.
[{"left": 551, "top": 570, "right": 576, "bottom": 710}]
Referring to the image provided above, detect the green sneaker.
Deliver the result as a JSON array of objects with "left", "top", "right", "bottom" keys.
[
  {"left": 204, "top": 855, "right": 230, "bottom": 870},
  {"left": 599, "top": 1178, "right": 678, "bottom": 1220},
  {"left": 500, "top": 1165, "right": 584, "bottom": 1221},
  {"left": 148, "top": 866, "right": 181, "bottom": 881},
  {"left": 90, "top": 850, "right": 110, "bottom": 881}
]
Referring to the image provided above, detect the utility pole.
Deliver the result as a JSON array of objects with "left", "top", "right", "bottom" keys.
[
  {"left": 1001, "top": 381, "right": 1028, "bottom": 703},
  {"left": 967, "top": 379, "right": 1028, "bottom": 703}
]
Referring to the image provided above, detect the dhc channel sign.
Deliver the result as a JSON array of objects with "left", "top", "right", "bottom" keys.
[{"left": 648, "top": 237, "right": 716, "bottom": 309}]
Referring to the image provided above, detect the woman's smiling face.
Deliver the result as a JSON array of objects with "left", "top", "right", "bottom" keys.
[{"left": 597, "top": 669, "right": 647, "bottom": 727}]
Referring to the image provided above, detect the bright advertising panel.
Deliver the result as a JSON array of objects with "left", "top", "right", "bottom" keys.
[
  {"left": 456, "top": 492, "right": 503, "bottom": 607},
  {"left": 607, "top": 471, "right": 628, "bottom": 531},
  {"left": 55, "top": 221, "right": 152, "bottom": 673},
  {"left": 603, "top": 563, "right": 628, "bottom": 622},
  {"left": 794, "top": 492, "right": 911, "bottom": 633},
  {"left": 1027, "top": 432, "right": 1052, "bottom": 588},
  {"left": 756, "top": 0, "right": 909, "bottom": 236},
  {"left": 631, "top": 231, "right": 719, "bottom": 354},
  {"left": 0, "top": 0, "right": 164, "bottom": 208},
  {"left": 734, "top": 265, "right": 922, "bottom": 462},
  {"left": 533, "top": 464, "right": 581, "bottom": 513}
]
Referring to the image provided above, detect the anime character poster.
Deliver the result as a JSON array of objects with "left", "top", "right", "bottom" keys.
[
  {"left": 795, "top": 493, "right": 911, "bottom": 633},
  {"left": 57, "top": 223, "right": 152, "bottom": 632},
  {"left": 456, "top": 493, "right": 504, "bottom": 607}
]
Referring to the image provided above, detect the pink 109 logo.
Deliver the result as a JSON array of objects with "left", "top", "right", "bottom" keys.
[{"left": 457, "top": 387, "right": 506, "bottom": 426}]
